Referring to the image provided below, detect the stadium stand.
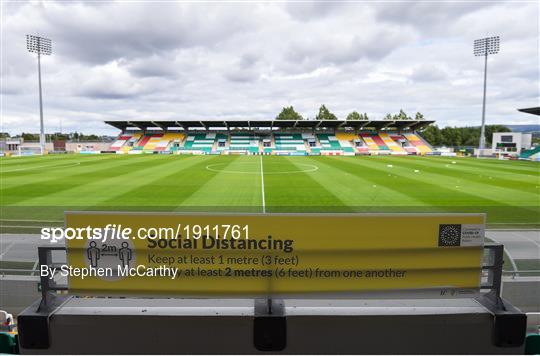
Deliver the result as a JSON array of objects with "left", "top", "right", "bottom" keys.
[
  {"left": 379, "top": 133, "right": 407, "bottom": 155},
  {"left": 136, "top": 134, "right": 152, "bottom": 150},
  {"left": 317, "top": 134, "right": 344, "bottom": 155},
  {"left": 274, "top": 133, "right": 307, "bottom": 155},
  {"left": 519, "top": 146, "right": 540, "bottom": 161},
  {"left": 371, "top": 134, "right": 391, "bottom": 152},
  {"left": 302, "top": 133, "right": 317, "bottom": 154},
  {"left": 403, "top": 133, "right": 432, "bottom": 154},
  {"left": 359, "top": 133, "right": 381, "bottom": 152},
  {"left": 158, "top": 133, "right": 185, "bottom": 152},
  {"left": 335, "top": 133, "right": 356, "bottom": 154},
  {"left": 104, "top": 119, "right": 435, "bottom": 156},
  {"left": 180, "top": 133, "right": 218, "bottom": 153},
  {"left": 110, "top": 134, "right": 132, "bottom": 151},
  {"left": 228, "top": 133, "right": 260, "bottom": 154},
  {"left": 142, "top": 134, "right": 164, "bottom": 151}
]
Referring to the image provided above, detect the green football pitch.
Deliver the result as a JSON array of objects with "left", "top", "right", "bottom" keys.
[{"left": 1, "top": 154, "right": 539, "bottom": 229}]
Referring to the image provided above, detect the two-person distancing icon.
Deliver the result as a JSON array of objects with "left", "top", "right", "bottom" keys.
[
  {"left": 118, "top": 242, "right": 132, "bottom": 268},
  {"left": 87, "top": 241, "right": 100, "bottom": 268},
  {"left": 86, "top": 241, "right": 132, "bottom": 268}
]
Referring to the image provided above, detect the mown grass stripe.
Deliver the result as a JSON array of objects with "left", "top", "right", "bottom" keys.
[
  {"left": 380, "top": 156, "right": 540, "bottom": 196},
  {"left": 331, "top": 156, "right": 539, "bottom": 224},
  {"left": 0, "top": 154, "right": 538, "bottom": 224},
  {"left": 419, "top": 156, "right": 539, "bottom": 176},
  {"left": 178, "top": 155, "right": 262, "bottom": 211},
  {"left": 297, "top": 156, "right": 424, "bottom": 207},
  {"left": 100, "top": 156, "right": 224, "bottom": 210},
  {"left": 264, "top": 156, "right": 351, "bottom": 212},
  {"left": 0, "top": 154, "right": 116, "bottom": 173},
  {"left": 19, "top": 155, "right": 203, "bottom": 207},
  {"left": 1, "top": 154, "right": 157, "bottom": 190},
  {"left": 0, "top": 154, "right": 90, "bottom": 168},
  {"left": 2, "top": 155, "right": 181, "bottom": 204},
  {"left": 333, "top": 156, "right": 529, "bottom": 207}
]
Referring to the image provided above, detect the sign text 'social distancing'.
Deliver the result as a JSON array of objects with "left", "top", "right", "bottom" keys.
[{"left": 64, "top": 212, "right": 485, "bottom": 297}]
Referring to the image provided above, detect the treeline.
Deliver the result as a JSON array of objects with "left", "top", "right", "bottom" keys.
[
  {"left": 19, "top": 132, "right": 104, "bottom": 141},
  {"left": 276, "top": 105, "right": 424, "bottom": 121},
  {"left": 275, "top": 105, "right": 511, "bottom": 147},
  {"left": 420, "top": 125, "right": 511, "bottom": 147}
]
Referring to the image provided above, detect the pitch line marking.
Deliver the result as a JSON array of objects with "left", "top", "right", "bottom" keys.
[
  {"left": 32, "top": 259, "right": 40, "bottom": 276},
  {"left": 260, "top": 155, "right": 266, "bottom": 214},
  {"left": 0, "top": 241, "right": 16, "bottom": 259},
  {"left": 1, "top": 162, "right": 81, "bottom": 173}
]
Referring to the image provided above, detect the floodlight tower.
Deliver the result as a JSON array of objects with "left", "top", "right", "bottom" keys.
[
  {"left": 473, "top": 36, "right": 499, "bottom": 156},
  {"left": 26, "top": 34, "right": 52, "bottom": 154}
]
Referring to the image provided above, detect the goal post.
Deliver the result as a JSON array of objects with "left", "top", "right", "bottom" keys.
[{"left": 18, "top": 146, "right": 45, "bottom": 156}]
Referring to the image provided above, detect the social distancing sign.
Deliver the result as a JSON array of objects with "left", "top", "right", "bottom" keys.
[{"left": 64, "top": 212, "right": 485, "bottom": 297}]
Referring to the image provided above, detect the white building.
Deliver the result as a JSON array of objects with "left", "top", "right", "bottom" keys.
[{"left": 492, "top": 132, "right": 532, "bottom": 154}]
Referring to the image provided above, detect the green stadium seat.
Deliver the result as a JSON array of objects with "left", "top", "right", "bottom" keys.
[
  {"left": 525, "top": 334, "right": 540, "bottom": 355},
  {"left": 0, "top": 332, "right": 17, "bottom": 354}
]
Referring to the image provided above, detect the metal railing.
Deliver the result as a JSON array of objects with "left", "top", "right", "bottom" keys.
[
  {"left": 503, "top": 270, "right": 540, "bottom": 278},
  {"left": 481, "top": 244, "right": 504, "bottom": 295}
]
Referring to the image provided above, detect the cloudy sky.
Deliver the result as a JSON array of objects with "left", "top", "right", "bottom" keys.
[{"left": 1, "top": 1, "right": 539, "bottom": 135}]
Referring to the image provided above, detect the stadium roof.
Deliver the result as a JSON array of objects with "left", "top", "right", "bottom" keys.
[
  {"left": 105, "top": 119, "right": 434, "bottom": 131},
  {"left": 518, "top": 107, "right": 540, "bottom": 116}
]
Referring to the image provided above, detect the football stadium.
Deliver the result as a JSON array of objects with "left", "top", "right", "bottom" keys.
[
  {"left": 2, "top": 1, "right": 540, "bottom": 354},
  {"left": 2, "top": 119, "right": 539, "bottom": 227}
]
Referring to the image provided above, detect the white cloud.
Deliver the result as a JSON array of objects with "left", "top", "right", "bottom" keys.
[{"left": 1, "top": 1, "right": 538, "bottom": 135}]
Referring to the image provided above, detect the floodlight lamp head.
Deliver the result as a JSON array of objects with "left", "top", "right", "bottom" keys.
[
  {"left": 26, "top": 34, "right": 52, "bottom": 55},
  {"left": 474, "top": 36, "right": 500, "bottom": 56}
]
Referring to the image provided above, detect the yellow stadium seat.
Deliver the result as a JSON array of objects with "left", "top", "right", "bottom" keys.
[
  {"left": 360, "top": 135, "right": 379, "bottom": 151},
  {"left": 335, "top": 132, "right": 358, "bottom": 141},
  {"left": 379, "top": 133, "right": 406, "bottom": 153},
  {"left": 404, "top": 133, "right": 432, "bottom": 154}
]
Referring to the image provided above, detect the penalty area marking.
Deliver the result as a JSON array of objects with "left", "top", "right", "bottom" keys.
[
  {"left": 1, "top": 162, "right": 81, "bottom": 173},
  {"left": 205, "top": 162, "right": 319, "bottom": 175}
]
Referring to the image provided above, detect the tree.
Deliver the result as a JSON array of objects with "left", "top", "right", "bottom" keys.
[
  {"left": 396, "top": 109, "right": 410, "bottom": 120},
  {"left": 420, "top": 125, "right": 443, "bottom": 146},
  {"left": 414, "top": 112, "right": 425, "bottom": 120},
  {"left": 485, "top": 125, "right": 511, "bottom": 145},
  {"left": 276, "top": 106, "right": 303, "bottom": 120},
  {"left": 417, "top": 124, "right": 512, "bottom": 148},
  {"left": 346, "top": 111, "right": 361, "bottom": 120},
  {"left": 460, "top": 127, "right": 479, "bottom": 146},
  {"left": 383, "top": 114, "right": 393, "bottom": 120},
  {"left": 362, "top": 113, "right": 369, "bottom": 120},
  {"left": 315, "top": 105, "right": 338, "bottom": 120},
  {"left": 441, "top": 127, "right": 462, "bottom": 147},
  {"left": 22, "top": 132, "right": 39, "bottom": 141}
]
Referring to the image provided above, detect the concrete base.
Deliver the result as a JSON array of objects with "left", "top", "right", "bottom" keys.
[{"left": 18, "top": 297, "right": 525, "bottom": 354}]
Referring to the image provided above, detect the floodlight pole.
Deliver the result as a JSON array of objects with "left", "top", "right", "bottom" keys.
[
  {"left": 37, "top": 50, "right": 45, "bottom": 155},
  {"left": 26, "top": 34, "right": 52, "bottom": 155},
  {"left": 479, "top": 50, "right": 488, "bottom": 154},
  {"left": 474, "top": 36, "right": 499, "bottom": 157}
]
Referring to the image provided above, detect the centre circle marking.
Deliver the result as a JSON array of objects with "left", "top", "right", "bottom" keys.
[{"left": 205, "top": 162, "right": 319, "bottom": 175}]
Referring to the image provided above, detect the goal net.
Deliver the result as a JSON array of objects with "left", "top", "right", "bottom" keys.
[{"left": 18, "top": 146, "right": 44, "bottom": 156}]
